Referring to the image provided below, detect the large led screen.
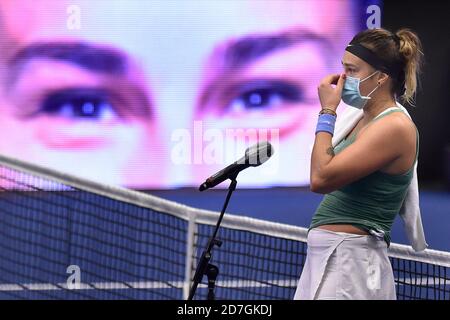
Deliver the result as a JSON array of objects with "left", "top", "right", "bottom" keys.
[{"left": 0, "top": 0, "right": 381, "bottom": 188}]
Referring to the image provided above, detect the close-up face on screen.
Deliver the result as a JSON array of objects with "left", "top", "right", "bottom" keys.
[{"left": 0, "top": 0, "right": 371, "bottom": 189}]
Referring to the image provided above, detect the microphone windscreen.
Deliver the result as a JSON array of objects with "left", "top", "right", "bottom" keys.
[{"left": 244, "top": 141, "right": 273, "bottom": 166}]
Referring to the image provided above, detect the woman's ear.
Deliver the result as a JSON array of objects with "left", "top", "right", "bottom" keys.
[{"left": 377, "top": 72, "right": 390, "bottom": 86}]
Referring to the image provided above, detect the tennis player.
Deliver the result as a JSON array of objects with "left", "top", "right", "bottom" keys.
[{"left": 294, "top": 27, "right": 423, "bottom": 300}]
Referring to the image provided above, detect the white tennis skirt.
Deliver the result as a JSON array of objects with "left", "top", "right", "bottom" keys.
[{"left": 294, "top": 228, "right": 396, "bottom": 300}]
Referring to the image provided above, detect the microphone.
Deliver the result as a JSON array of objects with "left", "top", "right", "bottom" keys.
[{"left": 199, "top": 141, "right": 274, "bottom": 191}]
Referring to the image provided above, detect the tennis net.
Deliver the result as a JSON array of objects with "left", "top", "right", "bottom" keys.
[{"left": 0, "top": 154, "right": 448, "bottom": 300}]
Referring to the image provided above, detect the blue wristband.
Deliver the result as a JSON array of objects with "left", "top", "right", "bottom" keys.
[{"left": 315, "top": 113, "right": 336, "bottom": 136}]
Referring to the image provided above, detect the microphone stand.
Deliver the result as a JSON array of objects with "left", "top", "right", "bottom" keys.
[{"left": 187, "top": 172, "right": 238, "bottom": 300}]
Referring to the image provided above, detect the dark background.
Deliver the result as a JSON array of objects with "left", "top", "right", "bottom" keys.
[{"left": 383, "top": 0, "right": 450, "bottom": 189}]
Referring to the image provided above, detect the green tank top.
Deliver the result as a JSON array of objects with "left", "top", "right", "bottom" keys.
[{"left": 310, "top": 107, "right": 419, "bottom": 245}]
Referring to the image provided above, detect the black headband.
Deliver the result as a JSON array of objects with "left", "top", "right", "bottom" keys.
[{"left": 345, "top": 41, "right": 402, "bottom": 79}]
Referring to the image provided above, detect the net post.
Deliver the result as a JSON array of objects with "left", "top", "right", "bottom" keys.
[{"left": 183, "top": 208, "right": 197, "bottom": 300}]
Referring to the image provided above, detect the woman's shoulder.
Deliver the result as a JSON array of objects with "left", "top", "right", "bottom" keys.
[
  {"left": 355, "top": 110, "right": 417, "bottom": 155},
  {"left": 384, "top": 110, "right": 418, "bottom": 136},
  {"left": 355, "top": 109, "right": 415, "bottom": 140},
  {"left": 371, "top": 108, "right": 417, "bottom": 135}
]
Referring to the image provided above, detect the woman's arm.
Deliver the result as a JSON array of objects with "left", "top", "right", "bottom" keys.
[
  {"left": 310, "top": 116, "right": 407, "bottom": 194},
  {"left": 309, "top": 73, "right": 409, "bottom": 194}
]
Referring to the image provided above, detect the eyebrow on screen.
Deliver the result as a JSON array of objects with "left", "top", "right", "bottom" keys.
[
  {"left": 198, "top": 29, "right": 334, "bottom": 109},
  {"left": 6, "top": 42, "right": 153, "bottom": 119},
  {"left": 221, "top": 29, "right": 333, "bottom": 69},
  {"left": 8, "top": 42, "right": 128, "bottom": 80}
]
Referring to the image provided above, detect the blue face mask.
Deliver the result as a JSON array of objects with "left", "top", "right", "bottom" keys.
[{"left": 341, "top": 71, "right": 380, "bottom": 109}]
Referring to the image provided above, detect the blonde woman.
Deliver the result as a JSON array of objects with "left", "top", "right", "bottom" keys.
[{"left": 295, "top": 28, "right": 423, "bottom": 300}]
